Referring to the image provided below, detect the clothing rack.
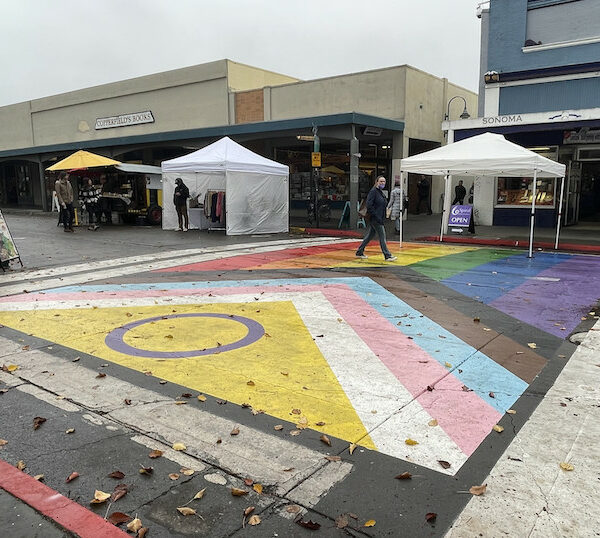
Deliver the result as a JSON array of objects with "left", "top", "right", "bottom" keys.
[{"left": 203, "top": 190, "right": 226, "bottom": 232}]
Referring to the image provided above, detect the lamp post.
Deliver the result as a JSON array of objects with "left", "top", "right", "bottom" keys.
[{"left": 441, "top": 96, "right": 471, "bottom": 237}]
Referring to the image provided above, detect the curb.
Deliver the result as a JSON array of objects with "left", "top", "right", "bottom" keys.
[
  {"left": 290, "top": 226, "right": 362, "bottom": 238},
  {"left": 416, "top": 235, "right": 600, "bottom": 254},
  {"left": 0, "top": 459, "right": 128, "bottom": 538}
]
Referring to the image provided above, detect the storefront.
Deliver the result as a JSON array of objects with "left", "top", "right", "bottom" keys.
[{"left": 445, "top": 108, "right": 600, "bottom": 227}]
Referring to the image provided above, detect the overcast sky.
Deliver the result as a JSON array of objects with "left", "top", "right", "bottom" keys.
[{"left": 1, "top": 0, "right": 482, "bottom": 107}]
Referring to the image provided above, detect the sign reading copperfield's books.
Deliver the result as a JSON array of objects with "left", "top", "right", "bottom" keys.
[{"left": 95, "top": 111, "right": 154, "bottom": 130}]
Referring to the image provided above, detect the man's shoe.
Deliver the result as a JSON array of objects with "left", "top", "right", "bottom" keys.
[
  {"left": 356, "top": 253, "right": 368, "bottom": 259},
  {"left": 385, "top": 256, "right": 397, "bottom": 261}
]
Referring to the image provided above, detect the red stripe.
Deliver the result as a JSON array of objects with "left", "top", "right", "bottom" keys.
[
  {"left": 0, "top": 459, "right": 128, "bottom": 538},
  {"left": 157, "top": 241, "right": 361, "bottom": 272}
]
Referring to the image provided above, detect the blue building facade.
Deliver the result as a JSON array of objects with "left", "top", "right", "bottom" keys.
[{"left": 451, "top": 0, "right": 600, "bottom": 227}]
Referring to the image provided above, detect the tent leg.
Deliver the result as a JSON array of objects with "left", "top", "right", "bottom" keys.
[
  {"left": 528, "top": 169, "right": 538, "bottom": 259},
  {"left": 399, "top": 171, "right": 404, "bottom": 249},
  {"left": 439, "top": 174, "right": 449, "bottom": 242},
  {"left": 554, "top": 176, "right": 565, "bottom": 250}
]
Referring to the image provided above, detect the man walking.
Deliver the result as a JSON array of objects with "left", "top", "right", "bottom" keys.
[
  {"left": 355, "top": 176, "right": 397, "bottom": 261},
  {"left": 416, "top": 176, "right": 432, "bottom": 215},
  {"left": 55, "top": 172, "right": 75, "bottom": 232}
]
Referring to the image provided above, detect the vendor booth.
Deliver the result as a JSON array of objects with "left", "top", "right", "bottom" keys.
[
  {"left": 400, "top": 133, "right": 566, "bottom": 257},
  {"left": 161, "top": 137, "right": 289, "bottom": 235}
]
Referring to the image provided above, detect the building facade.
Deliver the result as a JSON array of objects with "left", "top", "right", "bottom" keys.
[
  {"left": 447, "top": 0, "right": 600, "bottom": 227},
  {"left": 0, "top": 59, "right": 475, "bottom": 227}
]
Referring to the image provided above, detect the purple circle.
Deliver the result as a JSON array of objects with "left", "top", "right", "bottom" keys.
[{"left": 105, "top": 313, "right": 265, "bottom": 358}]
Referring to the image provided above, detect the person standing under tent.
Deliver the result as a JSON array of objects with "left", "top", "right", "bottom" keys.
[
  {"left": 173, "top": 177, "right": 190, "bottom": 231},
  {"left": 79, "top": 177, "right": 101, "bottom": 231},
  {"left": 452, "top": 180, "right": 467, "bottom": 205},
  {"left": 387, "top": 177, "right": 404, "bottom": 233},
  {"left": 355, "top": 176, "right": 397, "bottom": 261},
  {"left": 416, "top": 176, "right": 433, "bottom": 215},
  {"left": 55, "top": 172, "right": 75, "bottom": 233}
]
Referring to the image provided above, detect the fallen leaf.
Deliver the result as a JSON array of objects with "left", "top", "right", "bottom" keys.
[
  {"left": 253, "top": 483, "right": 263, "bottom": 494},
  {"left": 3, "top": 364, "right": 19, "bottom": 372},
  {"left": 111, "top": 484, "right": 128, "bottom": 502},
  {"left": 172, "top": 442, "right": 186, "bottom": 451},
  {"left": 364, "top": 519, "right": 376, "bottom": 527},
  {"left": 506, "top": 409, "right": 516, "bottom": 415},
  {"left": 148, "top": 449, "right": 163, "bottom": 459},
  {"left": 193, "top": 488, "right": 206, "bottom": 499},
  {"left": 231, "top": 488, "right": 249, "bottom": 496},
  {"left": 124, "top": 399, "right": 131, "bottom": 405},
  {"left": 320, "top": 434, "right": 332, "bottom": 446},
  {"left": 108, "top": 471, "right": 125, "bottom": 479},
  {"left": 96, "top": 372, "right": 106, "bottom": 379},
  {"left": 286, "top": 505, "right": 301, "bottom": 513},
  {"left": 405, "top": 438, "right": 418, "bottom": 446},
  {"left": 469, "top": 484, "right": 487, "bottom": 495},
  {"left": 127, "top": 518, "right": 143, "bottom": 531},
  {"left": 315, "top": 421, "right": 326, "bottom": 426},
  {"left": 244, "top": 478, "right": 254, "bottom": 486},
  {"left": 0, "top": 440, "right": 8, "bottom": 446},
  {"left": 169, "top": 473, "right": 180, "bottom": 480},
  {"left": 248, "top": 515, "right": 261, "bottom": 526},
  {"left": 438, "top": 460, "right": 451, "bottom": 469},
  {"left": 216, "top": 438, "right": 222, "bottom": 444},
  {"left": 180, "top": 468, "right": 194, "bottom": 476},
  {"left": 274, "top": 425, "right": 284, "bottom": 431},
  {"left": 177, "top": 507, "right": 196, "bottom": 516},
  {"left": 181, "top": 393, "right": 192, "bottom": 398},
  {"left": 231, "top": 427, "right": 240, "bottom": 436},
  {"left": 335, "top": 514, "right": 349, "bottom": 529},
  {"left": 16, "top": 460, "right": 26, "bottom": 470},
  {"left": 174, "top": 401, "right": 187, "bottom": 405},
  {"left": 197, "top": 394, "right": 207, "bottom": 402},
  {"left": 349, "top": 443, "right": 357, "bottom": 455},
  {"left": 139, "top": 465, "right": 153, "bottom": 475},
  {"left": 33, "top": 416, "right": 47, "bottom": 430},
  {"left": 444, "top": 362, "right": 452, "bottom": 368},
  {"left": 489, "top": 391, "right": 495, "bottom": 398},
  {"left": 165, "top": 334, "right": 173, "bottom": 339},
  {"left": 560, "top": 462, "right": 574, "bottom": 471},
  {"left": 428, "top": 419, "right": 438, "bottom": 427},
  {"left": 90, "top": 490, "right": 111, "bottom": 504},
  {"left": 281, "top": 371, "right": 289, "bottom": 376},
  {"left": 296, "top": 519, "right": 321, "bottom": 530},
  {"left": 473, "top": 317, "right": 480, "bottom": 323},
  {"left": 325, "top": 456, "right": 341, "bottom": 462},
  {"left": 72, "top": 357, "right": 80, "bottom": 362},
  {"left": 65, "top": 428, "right": 75, "bottom": 434},
  {"left": 395, "top": 472, "right": 412, "bottom": 480},
  {"left": 527, "top": 342, "right": 537, "bottom": 349},
  {"left": 34, "top": 474, "right": 44, "bottom": 481},
  {"left": 291, "top": 408, "right": 301, "bottom": 415},
  {"left": 425, "top": 512, "right": 437, "bottom": 523},
  {"left": 290, "top": 430, "right": 301, "bottom": 436},
  {"left": 244, "top": 506, "right": 255, "bottom": 516},
  {"left": 138, "top": 527, "right": 149, "bottom": 538},
  {"left": 66, "top": 471, "right": 79, "bottom": 483},
  {"left": 107, "top": 512, "right": 131, "bottom": 525},
  {"left": 493, "top": 425, "right": 504, "bottom": 433},
  {"left": 246, "top": 380, "right": 255, "bottom": 386}
]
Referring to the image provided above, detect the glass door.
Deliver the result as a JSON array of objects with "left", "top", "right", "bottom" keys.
[{"left": 564, "top": 161, "right": 581, "bottom": 226}]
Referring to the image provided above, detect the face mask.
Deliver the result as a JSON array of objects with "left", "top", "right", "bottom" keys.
[{"left": 378, "top": 183, "right": 385, "bottom": 189}]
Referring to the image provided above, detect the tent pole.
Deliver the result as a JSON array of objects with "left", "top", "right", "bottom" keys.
[
  {"left": 554, "top": 176, "right": 565, "bottom": 250},
  {"left": 440, "top": 174, "right": 449, "bottom": 242},
  {"left": 528, "top": 169, "right": 538, "bottom": 259},
  {"left": 399, "top": 171, "right": 404, "bottom": 249}
]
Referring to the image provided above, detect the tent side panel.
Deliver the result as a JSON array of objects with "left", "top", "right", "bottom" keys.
[{"left": 225, "top": 171, "right": 289, "bottom": 235}]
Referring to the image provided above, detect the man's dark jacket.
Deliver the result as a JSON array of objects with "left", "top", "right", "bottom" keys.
[{"left": 366, "top": 187, "right": 387, "bottom": 225}]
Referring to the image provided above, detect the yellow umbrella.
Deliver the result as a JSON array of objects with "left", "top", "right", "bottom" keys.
[
  {"left": 321, "top": 165, "right": 346, "bottom": 175},
  {"left": 46, "top": 150, "right": 121, "bottom": 171}
]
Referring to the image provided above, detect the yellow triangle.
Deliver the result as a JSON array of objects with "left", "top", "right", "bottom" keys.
[{"left": 0, "top": 301, "right": 374, "bottom": 448}]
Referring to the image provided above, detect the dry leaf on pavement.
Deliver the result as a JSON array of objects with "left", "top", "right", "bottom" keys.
[
  {"left": 139, "top": 465, "right": 153, "bottom": 475},
  {"left": 193, "top": 488, "right": 206, "bottom": 500},
  {"left": 335, "top": 514, "right": 349, "bottom": 529},
  {"left": 107, "top": 511, "right": 131, "bottom": 525},
  {"left": 364, "top": 519, "right": 376, "bottom": 527},
  {"left": 197, "top": 394, "right": 207, "bottom": 402},
  {"left": 405, "top": 438, "right": 418, "bottom": 445},
  {"left": 492, "top": 425, "right": 504, "bottom": 433},
  {"left": 560, "top": 462, "right": 574, "bottom": 471},
  {"left": 177, "top": 507, "right": 196, "bottom": 516},
  {"left": 247, "top": 515, "right": 261, "bottom": 526},
  {"left": 428, "top": 419, "right": 438, "bottom": 427},
  {"left": 395, "top": 472, "right": 412, "bottom": 480},
  {"left": 253, "top": 484, "right": 263, "bottom": 494},
  {"left": 425, "top": 512, "right": 437, "bottom": 523},
  {"left": 111, "top": 484, "right": 128, "bottom": 502},
  {"left": 148, "top": 449, "right": 163, "bottom": 459},
  {"left": 349, "top": 443, "right": 357, "bottom": 455},
  {"left": 296, "top": 518, "right": 321, "bottom": 530},
  {"left": 469, "top": 484, "right": 487, "bottom": 495},
  {"left": 33, "top": 417, "right": 46, "bottom": 430},
  {"left": 438, "top": 460, "right": 451, "bottom": 469},
  {"left": 0, "top": 439, "right": 8, "bottom": 446},
  {"left": 230, "top": 427, "right": 240, "bottom": 436},
  {"left": 274, "top": 425, "right": 283, "bottom": 431},
  {"left": 180, "top": 468, "right": 194, "bottom": 476},
  {"left": 127, "top": 518, "right": 143, "bottom": 531},
  {"left": 172, "top": 442, "right": 186, "bottom": 451},
  {"left": 65, "top": 471, "right": 79, "bottom": 483},
  {"left": 169, "top": 473, "right": 180, "bottom": 480},
  {"left": 320, "top": 434, "right": 332, "bottom": 446},
  {"left": 527, "top": 342, "right": 537, "bottom": 349},
  {"left": 325, "top": 455, "right": 341, "bottom": 462},
  {"left": 108, "top": 471, "right": 125, "bottom": 479},
  {"left": 34, "top": 474, "right": 44, "bottom": 481},
  {"left": 90, "top": 490, "right": 111, "bottom": 504},
  {"left": 231, "top": 488, "right": 249, "bottom": 496},
  {"left": 16, "top": 460, "right": 26, "bottom": 470},
  {"left": 65, "top": 428, "right": 75, "bottom": 434}
]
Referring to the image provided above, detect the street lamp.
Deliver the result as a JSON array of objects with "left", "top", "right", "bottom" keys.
[{"left": 445, "top": 96, "right": 470, "bottom": 121}]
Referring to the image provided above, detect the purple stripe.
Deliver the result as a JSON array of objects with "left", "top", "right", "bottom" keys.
[{"left": 490, "top": 256, "right": 600, "bottom": 337}]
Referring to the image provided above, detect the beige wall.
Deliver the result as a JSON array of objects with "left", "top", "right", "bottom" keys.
[
  {"left": 0, "top": 102, "right": 34, "bottom": 150},
  {"left": 227, "top": 60, "right": 299, "bottom": 92},
  {"left": 403, "top": 67, "right": 478, "bottom": 144},
  {"left": 267, "top": 67, "right": 407, "bottom": 121}
]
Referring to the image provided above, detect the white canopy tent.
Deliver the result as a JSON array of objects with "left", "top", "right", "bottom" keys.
[
  {"left": 400, "top": 132, "right": 566, "bottom": 257},
  {"left": 161, "top": 137, "right": 289, "bottom": 235}
]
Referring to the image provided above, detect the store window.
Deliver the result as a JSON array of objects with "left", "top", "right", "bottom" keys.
[{"left": 496, "top": 177, "right": 556, "bottom": 207}]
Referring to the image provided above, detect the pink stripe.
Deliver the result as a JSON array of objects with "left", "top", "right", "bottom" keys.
[
  {"left": 1, "top": 283, "right": 501, "bottom": 454},
  {"left": 0, "top": 459, "right": 128, "bottom": 538}
]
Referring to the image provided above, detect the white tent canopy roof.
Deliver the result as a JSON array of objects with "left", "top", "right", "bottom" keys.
[
  {"left": 400, "top": 132, "right": 565, "bottom": 178},
  {"left": 161, "top": 136, "right": 289, "bottom": 175}
]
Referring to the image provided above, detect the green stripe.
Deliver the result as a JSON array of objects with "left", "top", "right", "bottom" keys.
[{"left": 411, "top": 248, "right": 518, "bottom": 281}]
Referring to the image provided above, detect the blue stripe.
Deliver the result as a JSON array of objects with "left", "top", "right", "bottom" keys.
[{"left": 441, "top": 252, "right": 572, "bottom": 304}]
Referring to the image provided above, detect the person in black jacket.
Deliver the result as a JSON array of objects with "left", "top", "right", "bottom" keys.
[
  {"left": 355, "top": 176, "right": 397, "bottom": 261},
  {"left": 452, "top": 180, "right": 467, "bottom": 205},
  {"left": 173, "top": 177, "right": 190, "bottom": 231}
]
